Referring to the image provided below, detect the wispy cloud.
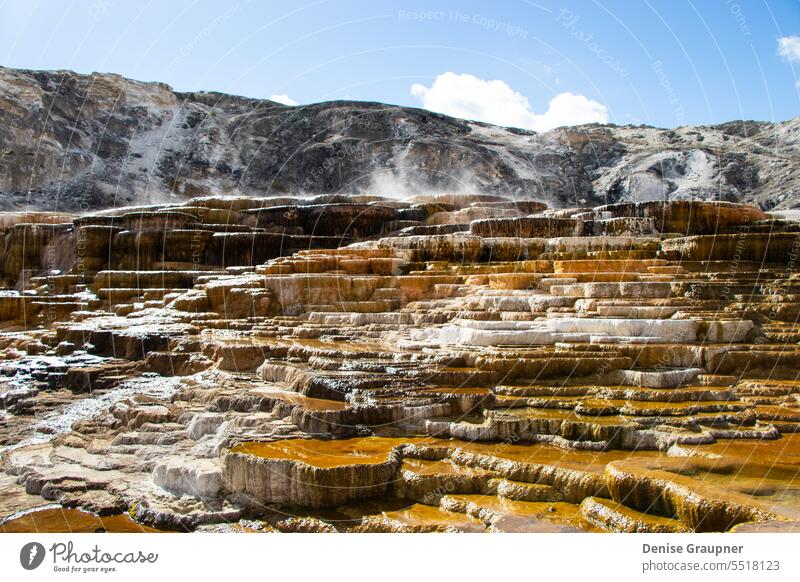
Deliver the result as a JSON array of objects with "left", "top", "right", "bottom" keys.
[
  {"left": 778, "top": 36, "right": 800, "bottom": 61},
  {"left": 410, "top": 72, "right": 607, "bottom": 132},
  {"left": 270, "top": 93, "right": 298, "bottom": 106}
]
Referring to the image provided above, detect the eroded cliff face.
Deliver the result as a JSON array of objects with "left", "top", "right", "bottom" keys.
[
  {"left": 1, "top": 66, "right": 798, "bottom": 213},
  {"left": 1, "top": 194, "right": 800, "bottom": 533}
]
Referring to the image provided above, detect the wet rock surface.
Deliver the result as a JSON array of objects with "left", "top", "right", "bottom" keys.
[{"left": 1, "top": 194, "right": 800, "bottom": 533}]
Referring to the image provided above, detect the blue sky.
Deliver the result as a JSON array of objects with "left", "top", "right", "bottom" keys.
[{"left": 1, "top": 0, "right": 798, "bottom": 129}]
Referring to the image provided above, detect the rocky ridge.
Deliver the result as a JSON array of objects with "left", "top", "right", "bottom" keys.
[
  {"left": 0, "top": 193, "right": 799, "bottom": 533},
  {"left": 1, "top": 66, "right": 799, "bottom": 213}
]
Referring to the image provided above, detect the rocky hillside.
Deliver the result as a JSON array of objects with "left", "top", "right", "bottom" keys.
[{"left": 0, "top": 65, "right": 798, "bottom": 212}]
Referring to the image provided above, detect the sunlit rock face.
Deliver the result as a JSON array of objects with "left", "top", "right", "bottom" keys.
[
  {"left": 2, "top": 66, "right": 800, "bottom": 213},
  {"left": 1, "top": 194, "right": 800, "bottom": 533}
]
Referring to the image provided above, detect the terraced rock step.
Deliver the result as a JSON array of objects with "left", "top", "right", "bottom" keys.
[{"left": 1, "top": 196, "right": 799, "bottom": 532}]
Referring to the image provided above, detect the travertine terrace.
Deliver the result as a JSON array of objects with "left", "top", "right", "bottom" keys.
[{"left": 1, "top": 194, "right": 800, "bottom": 533}]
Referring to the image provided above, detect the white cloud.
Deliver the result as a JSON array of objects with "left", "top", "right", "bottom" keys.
[
  {"left": 270, "top": 93, "right": 298, "bottom": 106},
  {"left": 410, "top": 72, "right": 607, "bottom": 132},
  {"left": 778, "top": 36, "right": 800, "bottom": 61}
]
